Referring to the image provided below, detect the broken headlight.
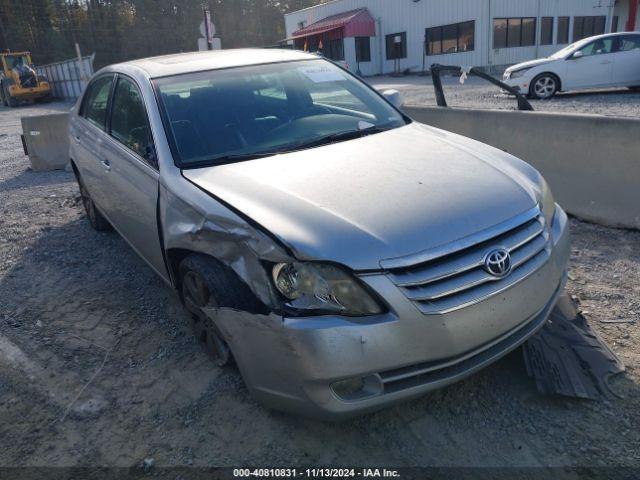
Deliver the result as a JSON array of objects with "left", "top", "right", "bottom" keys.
[
  {"left": 540, "top": 176, "right": 556, "bottom": 226},
  {"left": 272, "top": 262, "right": 383, "bottom": 316}
]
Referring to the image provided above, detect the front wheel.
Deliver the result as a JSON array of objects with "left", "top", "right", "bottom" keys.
[
  {"left": 179, "top": 256, "right": 233, "bottom": 366},
  {"left": 530, "top": 74, "right": 559, "bottom": 100}
]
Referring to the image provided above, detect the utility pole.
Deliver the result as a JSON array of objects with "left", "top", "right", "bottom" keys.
[{"left": 203, "top": 6, "right": 213, "bottom": 50}]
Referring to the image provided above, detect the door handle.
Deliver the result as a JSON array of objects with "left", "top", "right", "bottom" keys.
[
  {"left": 101, "top": 159, "right": 111, "bottom": 171},
  {"left": 74, "top": 135, "right": 81, "bottom": 144}
]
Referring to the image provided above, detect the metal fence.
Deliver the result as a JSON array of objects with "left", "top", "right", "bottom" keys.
[{"left": 36, "top": 54, "right": 95, "bottom": 101}]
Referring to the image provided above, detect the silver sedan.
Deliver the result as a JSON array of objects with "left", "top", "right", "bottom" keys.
[{"left": 69, "top": 49, "right": 570, "bottom": 419}]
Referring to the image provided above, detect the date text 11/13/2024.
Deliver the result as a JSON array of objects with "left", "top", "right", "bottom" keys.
[{"left": 233, "top": 468, "right": 401, "bottom": 478}]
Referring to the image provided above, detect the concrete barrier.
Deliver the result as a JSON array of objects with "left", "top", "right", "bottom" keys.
[
  {"left": 21, "top": 113, "right": 70, "bottom": 172},
  {"left": 404, "top": 106, "right": 640, "bottom": 230}
]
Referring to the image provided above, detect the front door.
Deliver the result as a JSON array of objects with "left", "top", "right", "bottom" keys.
[
  {"left": 564, "top": 38, "right": 615, "bottom": 89},
  {"left": 101, "top": 75, "right": 168, "bottom": 281},
  {"left": 72, "top": 74, "right": 115, "bottom": 216}
]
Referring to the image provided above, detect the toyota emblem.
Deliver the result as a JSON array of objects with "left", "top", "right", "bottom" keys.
[{"left": 484, "top": 248, "right": 513, "bottom": 278}]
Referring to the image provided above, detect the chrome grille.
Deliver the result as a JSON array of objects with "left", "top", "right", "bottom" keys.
[{"left": 386, "top": 208, "right": 550, "bottom": 315}]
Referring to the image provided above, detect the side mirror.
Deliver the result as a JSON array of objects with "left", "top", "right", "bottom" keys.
[
  {"left": 382, "top": 89, "right": 405, "bottom": 109},
  {"left": 571, "top": 50, "right": 584, "bottom": 60}
]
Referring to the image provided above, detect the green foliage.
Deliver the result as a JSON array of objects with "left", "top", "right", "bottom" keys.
[{"left": 0, "top": 0, "right": 327, "bottom": 67}]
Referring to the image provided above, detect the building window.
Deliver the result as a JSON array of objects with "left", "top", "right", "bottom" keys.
[
  {"left": 493, "top": 19, "right": 507, "bottom": 48},
  {"left": 573, "top": 16, "right": 606, "bottom": 42},
  {"left": 386, "top": 32, "right": 407, "bottom": 60},
  {"left": 355, "top": 37, "right": 371, "bottom": 62},
  {"left": 558, "top": 17, "right": 570, "bottom": 44},
  {"left": 325, "top": 38, "right": 344, "bottom": 61},
  {"left": 426, "top": 20, "right": 475, "bottom": 55},
  {"left": 493, "top": 18, "right": 536, "bottom": 48},
  {"left": 541, "top": 17, "right": 554, "bottom": 45}
]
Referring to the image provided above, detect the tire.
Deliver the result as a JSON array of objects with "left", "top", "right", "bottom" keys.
[
  {"left": 629, "top": 86, "right": 640, "bottom": 92},
  {"left": 36, "top": 76, "right": 52, "bottom": 102},
  {"left": 3, "top": 79, "right": 18, "bottom": 107},
  {"left": 3, "top": 83, "right": 16, "bottom": 107},
  {"left": 179, "top": 254, "right": 265, "bottom": 366},
  {"left": 74, "top": 168, "right": 112, "bottom": 231},
  {"left": 530, "top": 73, "right": 559, "bottom": 100}
]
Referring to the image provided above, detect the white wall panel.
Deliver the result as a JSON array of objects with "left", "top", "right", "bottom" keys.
[{"left": 285, "top": 0, "right": 631, "bottom": 75}]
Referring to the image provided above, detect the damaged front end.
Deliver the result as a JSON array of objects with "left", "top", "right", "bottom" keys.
[{"left": 160, "top": 182, "right": 294, "bottom": 311}]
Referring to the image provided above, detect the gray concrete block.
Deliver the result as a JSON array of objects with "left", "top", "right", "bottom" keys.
[
  {"left": 404, "top": 106, "right": 640, "bottom": 230},
  {"left": 21, "top": 113, "right": 70, "bottom": 172}
]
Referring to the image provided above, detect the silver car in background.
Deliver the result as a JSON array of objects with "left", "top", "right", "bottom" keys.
[{"left": 69, "top": 49, "right": 570, "bottom": 419}]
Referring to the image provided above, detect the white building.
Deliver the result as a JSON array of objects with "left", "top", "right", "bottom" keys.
[{"left": 284, "top": 0, "right": 640, "bottom": 75}]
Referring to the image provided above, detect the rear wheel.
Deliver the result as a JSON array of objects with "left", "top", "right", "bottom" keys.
[
  {"left": 74, "top": 168, "right": 112, "bottom": 231},
  {"left": 530, "top": 74, "right": 559, "bottom": 100},
  {"left": 36, "top": 76, "right": 52, "bottom": 102}
]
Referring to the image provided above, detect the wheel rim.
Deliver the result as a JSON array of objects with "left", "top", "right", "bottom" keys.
[
  {"left": 534, "top": 77, "right": 556, "bottom": 98},
  {"left": 182, "top": 271, "right": 230, "bottom": 366}
]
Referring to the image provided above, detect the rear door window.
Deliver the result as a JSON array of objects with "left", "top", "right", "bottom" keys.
[
  {"left": 109, "top": 76, "right": 155, "bottom": 166},
  {"left": 619, "top": 35, "right": 640, "bottom": 52},
  {"left": 82, "top": 75, "right": 114, "bottom": 130}
]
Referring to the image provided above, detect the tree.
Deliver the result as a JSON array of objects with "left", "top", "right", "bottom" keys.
[{"left": 0, "top": 0, "right": 329, "bottom": 67}]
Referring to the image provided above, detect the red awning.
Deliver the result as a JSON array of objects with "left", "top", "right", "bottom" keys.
[{"left": 291, "top": 8, "right": 376, "bottom": 39}]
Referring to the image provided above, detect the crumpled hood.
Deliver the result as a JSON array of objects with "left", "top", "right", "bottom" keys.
[
  {"left": 505, "top": 58, "right": 553, "bottom": 74},
  {"left": 183, "top": 123, "right": 540, "bottom": 271}
]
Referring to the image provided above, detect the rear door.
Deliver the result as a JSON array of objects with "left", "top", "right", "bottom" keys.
[
  {"left": 71, "top": 74, "right": 115, "bottom": 214},
  {"left": 564, "top": 38, "right": 615, "bottom": 89},
  {"left": 101, "top": 74, "right": 168, "bottom": 280},
  {"left": 612, "top": 35, "right": 640, "bottom": 87}
]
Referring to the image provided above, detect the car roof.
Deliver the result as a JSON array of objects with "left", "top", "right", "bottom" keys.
[
  {"left": 105, "top": 48, "right": 318, "bottom": 79},
  {"left": 582, "top": 31, "right": 640, "bottom": 42},
  {"left": 558, "top": 31, "right": 640, "bottom": 53}
]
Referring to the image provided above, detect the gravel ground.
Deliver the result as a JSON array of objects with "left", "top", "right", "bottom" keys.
[
  {"left": 0, "top": 101, "right": 639, "bottom": 472},
  {"left": 369, "top": 75, "right": 640, "bottom": 117}
]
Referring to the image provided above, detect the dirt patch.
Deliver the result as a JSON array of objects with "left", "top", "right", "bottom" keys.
[{"left": 0, "top": 102, "right": 639, "bottom": 468}]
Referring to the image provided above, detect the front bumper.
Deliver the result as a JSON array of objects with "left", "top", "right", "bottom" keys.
[
  {"left": 502, "top": 75, "right": 530, "bottom": 94},
  {"left": 214, "top": 207, "right": 570, "bottom": 419}
]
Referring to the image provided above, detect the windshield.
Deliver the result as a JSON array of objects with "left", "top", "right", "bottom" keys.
[
  {"left": 6, "top": 55, "right": 30, "bottom": 69},
  {"left": 154, "top": 59, "right": 407, "bottom": 167},
  {"left": 549, "top": 38, "right": 594, "bottom": 59}
]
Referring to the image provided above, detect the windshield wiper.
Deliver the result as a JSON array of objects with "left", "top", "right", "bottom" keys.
[
  {"left": 209, "top": 151, "right": 287, "bottom": 163},
  {"left": 291, "top": 125, "right": 389, "bottom": 151},
  {"left": 183, "top": 125, "right": 393, "bottom": 168}
]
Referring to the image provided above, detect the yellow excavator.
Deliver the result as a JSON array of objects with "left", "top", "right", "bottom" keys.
[{"left": 0, "top": 51, "right": 51, "bottom": 107}]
